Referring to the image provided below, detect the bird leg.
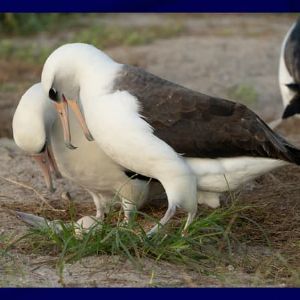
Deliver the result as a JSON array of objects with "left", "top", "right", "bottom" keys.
[
  {"left": 122, "top": 197, "right": 137, "bottom": 223},
  {"left": 181, "top": 210, "right": 197, "bottom": 237},
  {"left": 146, "top": 205, "right": 177, "bottom": 237},
  {"left": 86, "top": 190, "right": 106, "bottom": 220}
]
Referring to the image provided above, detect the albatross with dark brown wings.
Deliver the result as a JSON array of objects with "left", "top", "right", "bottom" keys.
[{"left": 41, "top": 43, "right": 300, "bottom": 235}]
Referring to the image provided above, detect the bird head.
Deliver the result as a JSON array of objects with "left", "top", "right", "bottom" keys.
[{"left": 12, "top": 83, "right": 58, "bottom": 192}]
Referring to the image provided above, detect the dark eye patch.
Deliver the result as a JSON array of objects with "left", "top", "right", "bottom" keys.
[{"left": 49, "top": 88, "right": 58, "bottom": 102}]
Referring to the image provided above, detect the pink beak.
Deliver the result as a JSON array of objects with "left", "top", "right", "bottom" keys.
[{"left": 31, "top": 146, "right": 55, "bottom": 193}]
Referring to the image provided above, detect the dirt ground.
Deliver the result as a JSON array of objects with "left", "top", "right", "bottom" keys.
[{"left": 0, "top": 14, "right": 300, "bottom": 287}]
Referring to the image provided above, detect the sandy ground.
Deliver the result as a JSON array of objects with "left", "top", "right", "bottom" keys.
[{"left": 1, "top": 14, "right": 300, "bottom": 287}]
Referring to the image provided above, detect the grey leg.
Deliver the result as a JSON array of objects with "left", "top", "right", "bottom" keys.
[
  {"left": 181, "top": 210, "right": 197, "bottom": 237},
  {"left": 119, "top": 179, "right": 150, "bottom": 222},
  {"left": 122, "top": 197, "right": 137, "bottom": 222},
  {"left": 86, "top": 189, "right": 106, "bottom": 220}
]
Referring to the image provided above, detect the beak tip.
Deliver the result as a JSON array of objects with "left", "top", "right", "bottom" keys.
[
  {"left": 65, "top": 142, "right": 77, "bottom": 150},
  {"left": 87, "top": 135, "right": 94, "bottom": 142},
  {"left": 55, "top": 173, "right": 63, "bottom": 179}
]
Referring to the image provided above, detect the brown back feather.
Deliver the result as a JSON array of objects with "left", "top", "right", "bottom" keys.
[{"left": 113, "top": 65, "right": 300, "bottom": 163}]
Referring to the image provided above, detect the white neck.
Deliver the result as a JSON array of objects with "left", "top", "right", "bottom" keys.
[{"left": 13, "top": 84, "right": 56, "bottom": 153}]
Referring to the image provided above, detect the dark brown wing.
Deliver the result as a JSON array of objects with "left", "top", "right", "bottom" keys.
[{"left": 113, "top": 64, "right": 300, "bottom": 163}]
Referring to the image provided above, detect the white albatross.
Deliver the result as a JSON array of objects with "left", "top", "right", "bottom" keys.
[
  {"left": 279, "top": 18, "right": 300, "bottom": 119},
  {"left": 40, "top": 43, "right": 300, "bottom": 235},
  {"left": 12, "top": 83, "right": 154, "bottom": 224},
  {"left": 13, "top": 84, "right": 266, "bottom": 232}
]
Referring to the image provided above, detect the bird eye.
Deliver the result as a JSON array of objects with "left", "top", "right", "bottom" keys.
[{"left": 49, "top": 88, "right": 58, "bottom": 102}]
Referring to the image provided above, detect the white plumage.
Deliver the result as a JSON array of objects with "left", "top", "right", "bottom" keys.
[
  {"left": 40, "top": 43, "right": 292, "bottom": 235},
  {"left": 279, "top": 22, "right": 297, "bottom": 108},
  {"left": 12, "top": 83, "right": 152, "bottom": 221}
]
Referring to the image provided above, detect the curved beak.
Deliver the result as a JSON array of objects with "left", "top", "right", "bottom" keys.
[
  {"left": 47, "top": 143, "right": 62, "bottom": 179},
  {"left": 32, "top": 148, "right": 55, "bottom": 193},
  {"left": 63, "top": 96, "right": 94, "bottom": 141},
  {"left": 54, "top": 98, "right": 77, "bottom": 150}
]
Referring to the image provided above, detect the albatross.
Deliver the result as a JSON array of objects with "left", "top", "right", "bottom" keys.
[
  {"left": 279, "top": 18, "right": 300, "bottom": 119},
  {"left": 12, "top": 83, "right": 153, "bottom": 223},
  {"left": 40, "top": 43, "right": 300, "bottom": 235},
  {"left": 12, "top": 83, "right": 253, "bottom": 230}
]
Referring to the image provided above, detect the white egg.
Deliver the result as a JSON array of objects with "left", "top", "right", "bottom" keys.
[{"left": 75, "top": 216, "right": 101, "bottom": 238}]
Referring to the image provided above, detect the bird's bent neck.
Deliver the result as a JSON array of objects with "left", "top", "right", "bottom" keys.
[
  {"left": 13, "top": 88, "right": 56, "bottom": 154},
  {"left": 78, "top": 59, "right": 123, "bottom": 102}
]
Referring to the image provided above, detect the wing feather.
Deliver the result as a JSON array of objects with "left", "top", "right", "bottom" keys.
[{"left": 113, "top": 65, "right": 299, "bottom": 162}]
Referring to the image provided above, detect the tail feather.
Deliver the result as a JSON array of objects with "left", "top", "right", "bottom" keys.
[
  {"left": 258, "top": 116, "right": 300, "bottom": 165},
  {"left": 283, "top": 142, "right": 300, "bottom": 165},
  {"left": 272, "top": 131, "right": 300, "bottom": 165}
]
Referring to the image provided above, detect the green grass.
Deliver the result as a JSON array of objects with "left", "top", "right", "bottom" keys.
[
  {"left": 0, "top": 39, "right": 54, "bottom": 64},
  {"left": 0, "top": 232, "right": 9, "bottom": 257},
  {"left": 0, "top": 13, "right": 72, "bottom": 35},
  {"left": 73, "top": 23, "right": 185, "bottom": 48},
  {"left": 0, "top": 14, "right": 185, "bottom": 64},
  {"left": 227, "top": 84, "right": 258, "bottom": 107},
  {"left": 3, "top": 195, "right": 299, "bottom": 285},
  {"left": 5, "top": 201, "right": 254, "bottom": 275}
]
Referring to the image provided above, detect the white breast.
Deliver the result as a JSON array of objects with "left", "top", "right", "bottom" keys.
[
  {"left": 279, "top": 22, "right": 297, "bottom": 107},
  {"left": 50, "top": 110, "right": 129, "bottom": 194},
  {"left": 82, "top": 90, "right": 192, "bottom": 183}
]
